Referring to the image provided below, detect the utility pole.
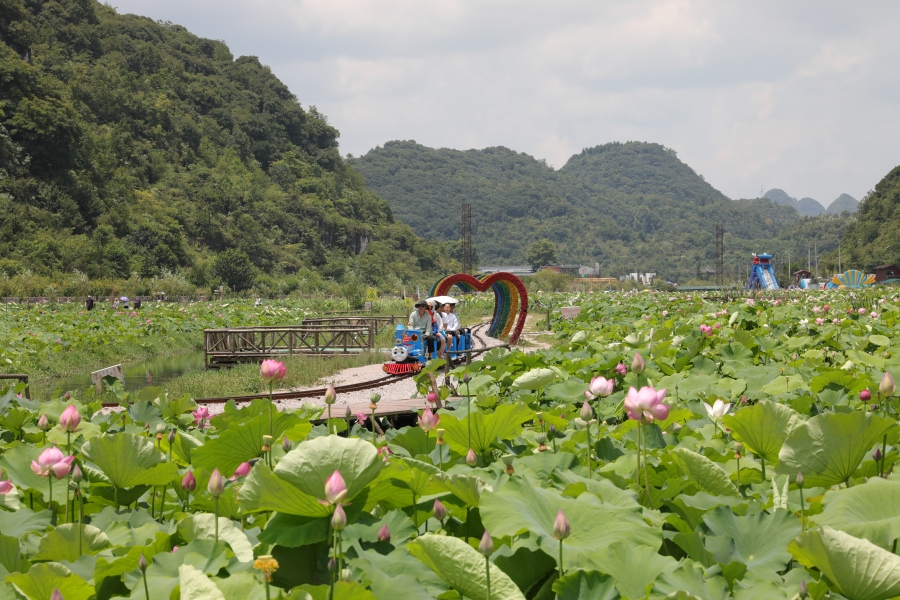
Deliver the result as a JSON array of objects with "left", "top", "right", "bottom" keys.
[
  {"left": 814, "top": 240, "right": 819, "bottom": 279},
  {"left": 807, "top": 244, "right": 811, "bottom": 271},
  {"left": 838, "top": 240, "right": 841, "bottom": 273},
  {"left": 788, "top": 249, "right": 791, "bottom": 282}
]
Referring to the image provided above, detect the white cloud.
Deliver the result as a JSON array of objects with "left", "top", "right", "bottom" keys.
[{"left": 111, "top": 0, "right": 900, "bottom": 205}]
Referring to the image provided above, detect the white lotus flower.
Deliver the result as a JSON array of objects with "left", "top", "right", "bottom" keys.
[{"left": 704, "top": 399, "right": 732, "bottom": 421}]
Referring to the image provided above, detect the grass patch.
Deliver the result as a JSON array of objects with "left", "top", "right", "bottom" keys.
[{"left": 161, "top": 352, "right": 387, "bottom": 400}]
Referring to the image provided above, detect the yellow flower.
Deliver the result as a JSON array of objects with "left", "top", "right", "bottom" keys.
[{"left": 254, "top": 555, "right": 279, "bottom": 582}]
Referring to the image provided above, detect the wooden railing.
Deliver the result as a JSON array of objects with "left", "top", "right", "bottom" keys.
[
  {"left": 204, "top": 326, "right": 376, "bottom": 368},
  {"left": 301, "top": 315, "right": 403, "bottom": 333}
]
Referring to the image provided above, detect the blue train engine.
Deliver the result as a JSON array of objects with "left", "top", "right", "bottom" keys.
[{"left": 383, "top": 324, "right": 473, "bottom": 375}]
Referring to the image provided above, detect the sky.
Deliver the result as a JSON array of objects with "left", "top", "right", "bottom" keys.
[{"left": 110, "top": 0, "right": 900, "bottom": 207}]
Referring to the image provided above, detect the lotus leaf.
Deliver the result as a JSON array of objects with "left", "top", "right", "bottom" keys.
[
  {"left": 722, "top": 401, "right": 803, "bottom": 464},
  {"left": 407, "top": 534, "right": 526, "bottom": 600},
  {"left": 438, "top": 402, "right": 533, "bottom": 455},
  {"left": 789, "top": 526, "right": 900, "bottom": 600},
  {"left": 5, "top": 562, "right": 95, "bottom": 600},
  {"left": 777, "top": 411, "right": 897, "bottom": 486},
  {"left": 815, "top": 477, "right": 900, "bottom": 548},
  {"left": 81, "top": 432, "right": 179, "bottom": 489}
]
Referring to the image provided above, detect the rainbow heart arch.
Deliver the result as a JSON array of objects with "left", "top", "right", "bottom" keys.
[{"left": 430, "top": 272, "right": 529, "bottom": 345}]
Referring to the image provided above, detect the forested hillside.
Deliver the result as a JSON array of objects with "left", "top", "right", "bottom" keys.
[
  {"left": 351, "top": 140, "right": 803, "bottom": 282},
  {"left": 835, "top": 165, "right": 900, "bottom": 271},
  {"left": 0, "top": 0, "right": 450, "bottom": 295}
]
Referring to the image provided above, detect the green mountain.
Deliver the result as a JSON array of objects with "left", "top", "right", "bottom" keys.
[
  {"left": 0, "top": 0, "right": 449, "bottom": 295},
  {"left": 836, "top": 166, "right": 900, "bottom": 271},
  {"left": 763, "top": 189, "right": 827, "bottom": 217},
  {"left": 351, "top": 140, "right": 802, "bottom": 282},
  {"left": 827, "top": 193, "right": 859, "bottom": 215}
]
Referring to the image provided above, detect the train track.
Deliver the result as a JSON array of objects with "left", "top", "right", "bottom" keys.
[{"left": 101, "top": 322, "right": 501, "bottom": 408}]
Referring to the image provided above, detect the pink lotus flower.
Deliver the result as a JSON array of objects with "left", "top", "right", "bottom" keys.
[
  {"left": 30, "top": 446, "right": 74, "bottom": 479},
  {"left": 858, "top": 307, "right": 867, "bottom": 315},
  {"left": 426, "top": 392, "right": 438, "bottom": 404},
  {"left": 661, "top": 310, "right": 668, "bottom": 317},
  {"left": 832, "top": 318, "right": 841, "bottom": 325},
  {"left": 182, "top": 470, "right": 196, "bottom": 492},
  {"left": 615, "top": 363, "right": 627, "bottom": 375},
  {"left": 588, "top": 376, "right": 614, "bottom": 397},
  {"left": 418, "top": 407, "right": 439, "bottom": 432},
  {"left": 700, "top": 324, "right": 713, "bottom": 336},
  {"left": 356, "top": 413, "right": 368, "bottom": 427},
  {"left": 231, "top": 462, "right": 252, "bottom": 480},
  {"left": 58, "top": 404, "right": 82, "bottom": 433},
  {"left": 823, "top": 304, "right": 830, "bottom": 312},
  {"left": 552, "top": 509, "right": 571, "bottom": 540},
  {"left": 260, "top": 359, "right": 286, "bottom": 382},
  {"left": 860, "top": 390, "right": 871, "bottom": 402},
  {"left": 207, "top": 468, "right": 225, "bottom": 497},
  {"left": 323, "top": 470, "right": 348, "bottom": 505},
  {"left": 192, "top": 407, "right": 210, "bottom": 428},
  {"left": 377, "top": 524, "right": 391, "bottom": 542},
  {"left": 815, "top": 318, "right": 825, "bottom": 326},
  {"left": 631, "top": 353, "right": 645, "bottom": 374},
  {"left": 0, "top": 479, "right": 13, "bottom": 494},
  {"left": 624, "top": 386, "right": 669, "bottom": 423}
]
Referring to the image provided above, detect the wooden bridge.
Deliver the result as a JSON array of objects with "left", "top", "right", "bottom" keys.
[{"left": 203, "top": 316, "right": 403, "bottom": 369}]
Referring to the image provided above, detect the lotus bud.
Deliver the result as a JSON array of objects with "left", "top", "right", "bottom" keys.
[
  {"left": 433, "top": 499, "right": 446, "bottom": 521},
  {"left": 282, "top": 436, "right": 292, "bottom": 452},
  {"left": 331, "top": 504, "right": 347, "bottom": 531},
  {"left": 139, "top": 554, "right": 147, "bottom": 572},
  {"left": 860, "top": 389, "right": 872, "bottom": 402},
  {"left": 182, "top": 470, "right": 196, "bottom": 492},
  {"left": 327, "top": 557, "right": 337, "bottom": 572},
  {"left": 233, "top": 462, "right": 251, "bottom": 479},
  {"left": 880, "top": 372, "right": 896, "bottom": 397},
  {"left": 207, "top": 468, "right": 225, "bottom": 497},
  {"left": 168, "top": 429, "right": 176, "bottom": 445},
  {"left": 377, "top": 524, "right": 391, "bottom": 543},
  {"left": 59, "top": 404, "right": 81, "bottom": 432},
  {"left": 741, "top": 395, "right": 749, "bottom": 406},
  {"left": 64, "top": 391, "right": 71, "bottom": 400},
  {"left": 874, "top": 448, "right": 883, "bottom": 462},
  {"left": 552, "top": 509, "right": 571, "bottom": 540},
  {"left": 799, "top": 580, "right": 808, "bottom": 599},
  {"left": 479, "top": 530, "right": 494, "bottom": 556},
  {"left": 37, "top": 414, "right": 50, "bottom": 431},
  {"left": 324, "top": 470, "right": 348, "bottom": 505},
  {"left": 71, "top": 464, "right": 83, "bottom": 484},
  {"left": 796, "top": 471, "right": 804, "bottom": 489},
  {"left": 324, "top": 384, "right": 337, "bottom": 405},
  {"left": 466, "top": 448, "right": 477, "bottom": 467},
  {"left": 260, "top": 359, "right": 286, "bottom": 382},
  {"left": 426, "top": 392, "right": 438, "bottom": 404},
  {"left": 580, "top": 400, "right": 593, "bottom": 422},
  {"left": 436, "top": 428, "right": 445, "bottom": 445},
  {"left": 51, "top": 589, "right": 63, "bottom": 600},
  {"left": 872, "top": 403, "right": 879, "bottom": 411},
  {"left": 462, "top": 373, "right": 472, "bottom": 384},
  {"left": 631, "top": 352, "right": 645, "bottom": 374}
]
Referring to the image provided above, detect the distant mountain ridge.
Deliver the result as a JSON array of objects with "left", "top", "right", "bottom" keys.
[
  {"left": 351, "top": 140, "right": 806, "bottom": 280},
  {"left": 763, "top": 189, "right": 858, "bottom": 216}
]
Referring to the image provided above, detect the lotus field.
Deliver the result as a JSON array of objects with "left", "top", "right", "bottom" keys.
[{"left": 3, "top": 289, "right": 900, "bottom": 599}]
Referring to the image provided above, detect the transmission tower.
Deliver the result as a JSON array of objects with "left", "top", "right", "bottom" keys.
[
  {"left": 715, "top": 224, "right": 724, "bottom": 286},
  {"left": 461, "top": 203, "right": 473, "bottom": 274}
]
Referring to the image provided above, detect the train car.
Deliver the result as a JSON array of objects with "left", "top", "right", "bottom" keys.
[{"left": 382, "top": 325, "right": 474, "bottom": 374}]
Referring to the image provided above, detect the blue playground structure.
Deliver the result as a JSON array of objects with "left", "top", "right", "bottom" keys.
[{"left": 746, "top": 254, "right": 779, "bottom": 290}]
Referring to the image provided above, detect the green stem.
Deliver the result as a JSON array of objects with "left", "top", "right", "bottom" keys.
[
  {"left": 412, "top": 492, "right": 418, "bottom": 534},
  {"left": 485, "top": 555, "right": 491, "bottom": 600},
  {"left": 558, "top": 538, "right": 564, "bottom": 580},
  {"left": 328, "top": 404, "right": 333, "bottom": 435},
  {"left": 214, "top": 497, "right": 219, "bottom": 545},
  {"left": 142, "top": 572, "right": 150, "bottom": 600},
  {"left": 641, "top": 422, "right": 655, "bottom": 509},
  {"left": 586, "top": 420, "right": 592, "bottom": 480},
  {"left": 736, "top": 456, "right": 741, "bottom": 490},
  {"left": 799, "top": 486, "right": 806, "bottom": 532},
  {"left": 264, "top": 581, "right": 271, "bottom": 600},
  {"left": 151, "top": 486, "right": 156, "bottom": 518},
  {"left": 65, "top": 431, "right": 71, "bottom": 524},
  {"left": 881, "top": 434, "right": 888, "bottom": 478},
  {"left": 159, "top": 484, "right": 167, "bottom": 521},
  {"left": 371, "top": 408, "right": 377, "bottom": 446},
  {"left": 467, "top": 398, "right": 472, "bottom": 451},
  {"left": 465, "top": 506, "right": 470, "bottom": 543},
  {"left": 268, "top": 381, "right": 274, "bottom": 438},
  {"left": 761, "top": 456, "right": 766, "bottom": 480}
]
